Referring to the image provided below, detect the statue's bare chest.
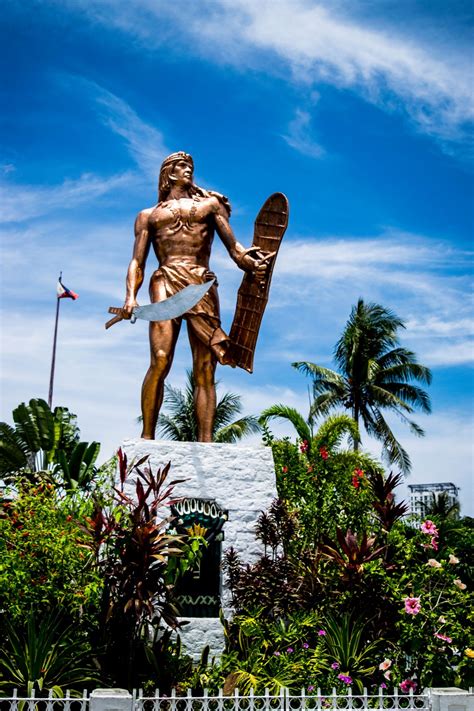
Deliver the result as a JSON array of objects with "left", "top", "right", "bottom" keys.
[{"left": 149, "top": 197, "right": 214, "bottom": 235}]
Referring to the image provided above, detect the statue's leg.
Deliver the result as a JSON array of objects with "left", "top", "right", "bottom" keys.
[
  {"left": 188, "top": 323, "right": 217, "bottom": 442},
  {"left": 141, "top": 318, "right": 181, "bottom": 439}
]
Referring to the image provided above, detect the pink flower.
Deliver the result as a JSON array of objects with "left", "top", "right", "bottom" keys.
[
  {"left": 454, "top": 578, "right": 467, "bottom": 590},
  {"left": 274, "top": 651, "right": 281, "bottom": 656},
  {"left": 303, "top": 642, "right": 310, "bottom": 649},
  {"left": 400, "top": 679, "right": 417, "bottom": 694},
  {"left": 434, "top": 633, "right": 452, "bottom": 643},
  {"left": 379, "top": 659, "right": 392, "bottom": 671},
  {"left": 300, "top": 440, "right": 309, "bottom": 453},
  {"left": 449, "top": 554, "right": 459, "bottom": 565},
  {"left": 404, "top": 597, "right": 421, "bottom": 615},
  {"left": 331, "top": 662, "right": 340, "bottom": 670},
  {"left": 383, "top": 671, "right": 391, "bottom": 680},
  {"left": 338, "top": 674, "right": 353, "bottom": 685},
  {"left": 308, "top": 686, "right": 315, "bottom": 692},
  {"left": 318, "top": 629, "right": 326, "bottom": 636},
  {"left": 431, "top": 536, "right": 439, "bottom": 551},
  {"left": 426, "top": 558, "right": 442, "bottom": 568},
  {"left": 421, "top": 520, "right": 438, "bottom": 536},
  {"left": 287, "top": 647, "right": 294, "bottom": 653},
  {"left": 380, "top": 683, "right": 387, "bottom": 689}
]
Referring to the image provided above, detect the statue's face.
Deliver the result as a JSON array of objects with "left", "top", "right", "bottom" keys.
[{"left": 170, "top": 159, "right": 193, "bottom": 187}]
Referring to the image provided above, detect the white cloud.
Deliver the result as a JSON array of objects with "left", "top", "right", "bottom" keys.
[
  {"left": 258, "top": 233, "right": 473, "bottom": 368},
  {"left": 0, "top": 172, "right": 132, "bottom": 224},
  {"left": 0, "top": 79, "right": 172, "bottom": 226},
  {"left": 89, "top": 83, "right": 170, "bottom": 180},
  {"left": 421, "top": 341, "right": 474, "bottom": 367},
  {"left": 58, "top": 0, "right": 473, "bottom": 148},
  {"left": 282, "top": 109, "right": 325, "bottom": 158},
  {"left": 365, "top": 411, "right": 474, "bottom": 516}
]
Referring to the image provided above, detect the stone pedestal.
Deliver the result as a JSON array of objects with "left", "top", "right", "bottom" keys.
[
  {"left": 90, "top": 690, "right": 132, "bottom": 711},
  {"left": 427, "top": 689, "right": 473, "bottom": 711},
  {"left": 120, "top": 440, "right": 277, "bottom": 659}
]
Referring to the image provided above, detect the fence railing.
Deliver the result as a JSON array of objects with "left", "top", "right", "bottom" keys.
[
  {"left": 6, "top": 687, "right": 474, "bottom": 711},
  {"left": 0, "top": 690, "right": 89, "bottom": 711},
  {"left": 133, "top": 688, "right": 431, "bottom": 711}
]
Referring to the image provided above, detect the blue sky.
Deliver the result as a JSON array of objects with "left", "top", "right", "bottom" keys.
[{"left": 1, "top": 0, "right": 473, "bottom": 513}]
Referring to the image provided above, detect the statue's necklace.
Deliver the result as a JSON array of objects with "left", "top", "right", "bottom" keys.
[{"left": 164, "top": 196, "right": 199, "bottom": 234}]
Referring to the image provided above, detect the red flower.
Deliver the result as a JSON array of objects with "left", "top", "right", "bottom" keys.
[
  {"left": 352, "top": 477, "right": 360, "bottom": 489},
  {"left": 300, "top": 440, "right": 309, "bottom": 453},
  {"left": 282, "top": 466, "right": 288, "bottom": 473},
  {"left": 319, "top": 447, "right": 329, "bottom": 460}
]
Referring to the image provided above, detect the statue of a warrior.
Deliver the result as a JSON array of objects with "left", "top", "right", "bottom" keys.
[{"left": 114, "top": 151, "right": 288, "bottom": 441}]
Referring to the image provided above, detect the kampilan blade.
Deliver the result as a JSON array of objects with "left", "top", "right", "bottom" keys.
[{"left": 133, "top": 279, "right": 215, "bottom": 322}]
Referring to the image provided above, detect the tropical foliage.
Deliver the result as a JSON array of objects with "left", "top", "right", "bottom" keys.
[
  {"left": 0, "top": 482, "right": 102, "bottom": 624},
  {"left": 0, "top": 401, "right": 204, "bottom": 693},
  {"left": 82, "top": 450, "right": 195, "bottom": 688},
  {"left": 293, "top": 299, "right": 432, "bottom": 473},
  {"left": 1, "top": 394, "right": 472, "bottom": 695},
  {"left": 206, "top": 422, "right": 472, "bottom": 694},
  {"left": 0, "top": 398, "right": 100, "bottom": 490},
  {"left": 0, "top": 612, "right": 98, "bottom": 695}
]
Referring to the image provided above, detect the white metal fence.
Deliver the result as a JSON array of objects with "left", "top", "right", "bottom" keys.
[
  {"left": 0, "top": 688, "right": 438, "bottom": 711},
  {"left": 133, "top": 688, "right": 431, "bottom": 711},
  {"left": 0, "top": 690, "right": 89, "bottom": 711}
]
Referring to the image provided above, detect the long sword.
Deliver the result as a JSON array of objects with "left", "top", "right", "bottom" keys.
[{"left": 105, "top": 279, "right": 215, "bottom": 329}]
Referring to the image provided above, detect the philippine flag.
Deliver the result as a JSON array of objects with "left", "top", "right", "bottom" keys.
[{"left": 57, "top": 277, "right": 79, "bottom": 300}]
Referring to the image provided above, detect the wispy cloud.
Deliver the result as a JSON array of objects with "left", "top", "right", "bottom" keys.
[
  {"left": 60, "top": 0, "right": 473, "bottom": 148},
  {"left": 0, "top": 172, "right": 132, "bottom": 224},
  {"left": 282, "top": 109, "right": 325, "bottom": 158},
  {"left": 1, "top": 80, "right": 171, "bottom": 225},
  {"left": 214, "top": 231, "right": 473, "bottom": 367},
  {"left": 89, "top": 82, "right": 170, "bottom": 180}
]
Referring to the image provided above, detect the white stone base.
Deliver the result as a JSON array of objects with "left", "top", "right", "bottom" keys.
[{"left": 120, "top": 440, "right": 277, "bottom": 659}]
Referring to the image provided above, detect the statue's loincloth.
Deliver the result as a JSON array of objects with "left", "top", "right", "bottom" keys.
[{"left": 149, "top": 264, "right": 234, "bottom": 365}]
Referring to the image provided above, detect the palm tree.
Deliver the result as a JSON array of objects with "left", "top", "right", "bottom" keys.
[
  {"left": 422, "top": 491, "right": 460, "bottom": 521},
  {"left": 259, "top": 407, "right": 359, "bottom": 457},
  {"left": 293, "top": 299, "right": 432, "bottom": 474},
  {"left": 153, "top": 371, "right": 261, "bottom": 442}
]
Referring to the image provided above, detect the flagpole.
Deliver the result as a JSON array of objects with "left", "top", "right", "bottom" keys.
[{"left": 48, "top": 284, "right": 61, "bottom": 409}]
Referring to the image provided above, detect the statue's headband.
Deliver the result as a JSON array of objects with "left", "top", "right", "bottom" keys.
[{"left": 160, "top": 152, "right": 194, "bottom": 171}]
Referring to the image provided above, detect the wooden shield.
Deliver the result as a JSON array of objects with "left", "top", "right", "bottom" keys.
[{"left": 229, "top": 192, "right": 289, "bottom": 372}]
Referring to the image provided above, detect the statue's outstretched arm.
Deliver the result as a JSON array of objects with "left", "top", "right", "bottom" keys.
[{"left": 214, "top": 204, "right": 273, "bottom": 285}]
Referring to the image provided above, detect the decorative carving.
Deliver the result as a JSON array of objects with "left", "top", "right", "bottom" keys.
[{"left": 171, "top": 497, "right": 228, "bottom": 618}]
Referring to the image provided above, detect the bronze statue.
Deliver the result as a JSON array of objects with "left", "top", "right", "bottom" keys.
[{"left": 108, "top": 152, "right": 288, "bottom": 441}]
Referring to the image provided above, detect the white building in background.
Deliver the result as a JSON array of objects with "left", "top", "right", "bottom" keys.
[{"left": 408, "top": 482, "right": 460, "bottom": 516}]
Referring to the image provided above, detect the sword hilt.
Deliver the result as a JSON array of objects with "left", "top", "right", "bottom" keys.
[{"left": 105, "top": 306, "right": 138, "bottom": 329}]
